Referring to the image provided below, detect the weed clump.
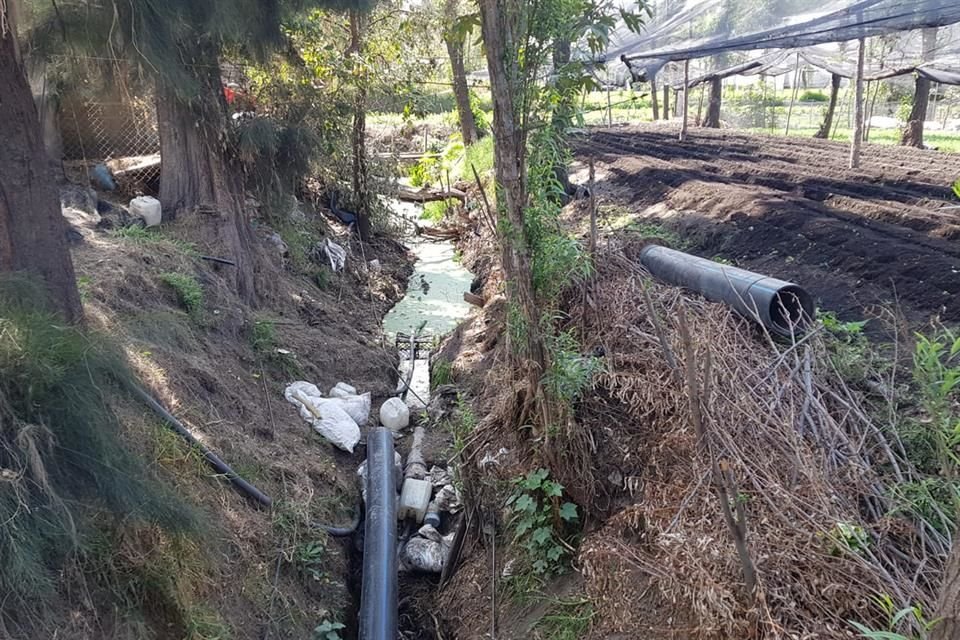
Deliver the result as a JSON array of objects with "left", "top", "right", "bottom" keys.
[{"left": 160, "top": 272, "right": 204, "bottom": 318}]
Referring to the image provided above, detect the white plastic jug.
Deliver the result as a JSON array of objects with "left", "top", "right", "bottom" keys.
[{"left": 129, "top": 196, "right": 162, "bottom": 227}]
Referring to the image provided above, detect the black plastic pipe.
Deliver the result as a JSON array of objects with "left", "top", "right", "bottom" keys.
[
  {"left": 359, "top": 427, "right": 398, "bottom": 640},
  {"left": 639, "top": 245, "right": 814, "bottom": 337},
  {"left": 130, "top": 384, "right": 273, "bottom": 507}
]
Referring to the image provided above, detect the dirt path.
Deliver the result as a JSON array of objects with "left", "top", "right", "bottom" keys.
[{"left": 574, "top": 125, "right": 960, "bottom": 322}]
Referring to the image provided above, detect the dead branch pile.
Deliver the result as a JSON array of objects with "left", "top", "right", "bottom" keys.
[{"left": 574, "top": 244, "right": 942, "bottom": 639}]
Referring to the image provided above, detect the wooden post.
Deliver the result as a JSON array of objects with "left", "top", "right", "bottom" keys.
[
  {"left": 663, "top": 82, "right": 670, "bottom": 120},
  {"left": 784, "top": 52, "right": 801, "bottom": 136},
  {"left": 606, "top": 85, "right": 613, "bottom": 126},
  {"left": 680, "top": 60, "right": 690, "bottom": 141},
  {"left": 849, "top": 38, "right": 866, "bottom": 169},
  {"left": 650, "top": 75, "right": 660, "bottom": 120},
  {"left": 588, "top": 158, "right": 597, "bottom": 258}
]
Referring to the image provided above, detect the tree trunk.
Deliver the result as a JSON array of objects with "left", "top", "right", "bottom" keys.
[
  {"left": 349, "top": 10, "right": 372, "bottom": 241},
  {"left": 155, "top": 41, "right": 258, "bottom": 305},
  {"left": 931, "top": 538, "right": 960, "bottom": 640},
  {"left": 815, "top": 73, "right": 841, "bottom": 139},
  {"left": 0, "top": 10, "right": 82, "bottom": 323},
  {"left": 551, "top": 37, "right": 574, "bottom": 201},
  {"left": 901, "top": 27, "right": 937, "bottom": 148},
  {"left": 703, "top": 76, "right": 722, "bottom": 128},
  {"left": 444, "top": 0, "right": 479, "bottom": 146},
  {"left": 650, "top": 74, "right": 660, "bottom": 121},
  {"left": 478, "top": 0, "right": 550, "bottom": 428}
]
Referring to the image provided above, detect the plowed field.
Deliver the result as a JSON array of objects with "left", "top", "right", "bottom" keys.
[{"left": 575, "top": 125, "right": 960, "bottom": 322}]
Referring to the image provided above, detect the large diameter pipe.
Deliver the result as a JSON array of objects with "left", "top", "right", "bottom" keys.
[
  {"left": 359, "top": 428, "right": 398, "bottom": 640},
  {"left": 639, "top": 245, "right": 814, "bottom": 337}
]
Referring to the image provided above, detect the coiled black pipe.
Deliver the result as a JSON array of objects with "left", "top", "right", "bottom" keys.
[
  {"left": 130, "top": 384, "right": 273, "bottom": 507},
  {"left": 640, "top": 245, "right": 814, "bottom": 337},
  {"left": 359, "top": 427, "right": 398, "bottom": 640}
]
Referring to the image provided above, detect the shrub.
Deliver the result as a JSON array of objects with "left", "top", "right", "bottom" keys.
[
  {"left": 799, "top": 90, "right": 828, "bottom": 102},
  {"left": 0, "top": 275, "right": 194, "bottom": 610}
]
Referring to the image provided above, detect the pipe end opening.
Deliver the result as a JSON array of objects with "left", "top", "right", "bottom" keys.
[{"left": 769, "top": 285, "right": 814, "bottom": 336}]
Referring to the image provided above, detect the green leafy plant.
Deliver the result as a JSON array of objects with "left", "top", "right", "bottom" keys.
[
  {"left": 295, "top": 539, "right": 328, "bottom": 582},
  {"left": 313, "top": 619, "right": 346, "bottom": 640},
  {"left": 913, "top": 328, "right": 960, "bottom": 474},
  {"left": 505, "top": 468, "right": 579, "bottom": 576},
  {"left": 544, "top": 330, "right": 603, "bottom": 404},
  {"left": 160, "top": 272, "right": 203, "bottom": 318},
  {"left": 849, "top": 593, "right": 940, "bottom": 639},
  {"left": 823, "top": 521, "right": 870, "bottom": 556},
  {"left": 251, "top": 319, "right": 277, "bottom": 354},
  {"left": 818, "top": 310, "right": 873, "bottom": 381}
]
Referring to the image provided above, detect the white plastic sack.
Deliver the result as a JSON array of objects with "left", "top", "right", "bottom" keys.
[
  {"left": 400, "top": 525, "right": 455, "bottom": 573},
  {"left": 403, "top": 538, "right": 444, "bottom": 573},
  {"left": 330, "top": 382, "right": 357, "bottom": 398},
  {"left": 379, "top": 397, "right": 410, "bottom": 431},
  {"left": 338, "top": 392, "right": 371, "bottom": 425},
  {"left": 323, "top": 238, "right": 347, "bottom": 272},
  {"left": 284, "top": 381, "right": 361, "bottom": 453}
]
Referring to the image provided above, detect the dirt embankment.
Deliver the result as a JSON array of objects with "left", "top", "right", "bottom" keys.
[
  {"left": 573, "top": 125, "right": 960, "bottom": 324},
  {"left": 44, "top": 194, "right": 412, "bottom": 639}
]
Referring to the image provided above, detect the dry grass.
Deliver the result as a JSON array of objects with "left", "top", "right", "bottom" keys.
[{"left": 563, "top": 240, "right": 944, "bottom": 639}]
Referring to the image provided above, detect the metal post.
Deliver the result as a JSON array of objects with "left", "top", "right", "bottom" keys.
[
  {"left": 784, "top": 52, "right": 801, "bottom": 136},
  {"left": 606, "top": 85, "right": 613, "bottom": 126}
]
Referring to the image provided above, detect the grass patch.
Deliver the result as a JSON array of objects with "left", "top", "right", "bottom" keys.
[
  {"left": 602, "top": 207, "right": 686, "bottom": 247},
  {"left": 0, "top": 274, "right": 195, "bottom": 621},
  {"left": 465, "top": 135, "right": 495, "bottom": 178},
  {"left": 534, "top": 598, "right": 596, "bottom": 640},
  {"left": 160, "top": 273, "right": 203, "bottom": 319},
  {"left": 421, "top": 199, "right": 458, "bottom": 222},
  {"left": 747, "top": 126, "right": 960, "bottom": 153},
  {"left": 110, "top": 226, "right": 197, "bottom": 254},
  {"left": 249, "top": 318, "right": 301, "bottom": 379},
  {"left": 430, "top": 357, "right": 453, "bottom": 390}
]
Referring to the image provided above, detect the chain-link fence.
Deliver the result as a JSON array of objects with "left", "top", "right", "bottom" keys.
[{"left": 61, "top": 95, "right": 161, "bottom": 193}]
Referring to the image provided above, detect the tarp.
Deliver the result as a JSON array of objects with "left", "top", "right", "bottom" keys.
[
  {"left": 621, "top": 0, "right": 960, "bottom": 75},
  {"left": 918, "top": 65, "right": 960, "bottom": 85}
]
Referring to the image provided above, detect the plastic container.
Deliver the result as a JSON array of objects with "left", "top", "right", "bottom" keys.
[
  {"left": 424, "top": 500, "right": 441, "bottom": 528},
  {"left": 398, "top": 478, "right": 432, "bottom": 523},
  {"left": 129, "top": 196, "right": 162, "bottom": 227}
]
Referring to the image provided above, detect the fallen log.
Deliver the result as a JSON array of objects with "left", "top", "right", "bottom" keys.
[
  {"left": 463, "top": 292, "right": 485, "bottom": 307},
  {"left": 397, "top": 186, "right": 466, "bottom": 203},
  {"left": 418, "top": 225, "right": 460, "bottom": 241}
]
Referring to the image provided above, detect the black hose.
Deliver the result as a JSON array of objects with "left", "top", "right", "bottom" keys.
[
  {"left": 129, "top": 384, "right": 273, "bottom": 508},
  {"left": 311, "top": 497, "right": 363, "bottom": 537},
  {"left": 639, "top": 245, "right": 814, "bottom": 337},
  {"left": 359, "top": 427, "right": 398, "bottom": 640}
]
